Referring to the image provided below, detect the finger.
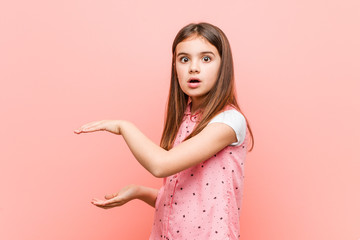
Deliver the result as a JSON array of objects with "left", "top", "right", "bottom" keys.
[
  {"left": 95, "top": 196, "right": 125, "bottom": 206},
  {"left": 76, "top": 126, "right": 100, "bottom": 133},
  {"left": 74, "top": 126, "right": 91, "bottom": 134},
  {"left": 93, "top": 202, "right": 123, "bottom": 208},
  {"left": 75, "top": 121, "right": 104, "bottom": 133},
  {"left": 93, "top": 205, "right": 116, "bottom": 210},
  {"left": 91, "top": 198, "right": 106, "bottom": 205},
  {"left": 104, "top": 195, "right": 113, "bottom": 199},
  {"left": 75, "top": 122, "right": 95, "bottom": 132},
  {"left": 91, "top": 198, "right": 116, "bottom": 204},
  {"left": 102, "top": 197, "right": 121, "bottom": 205},
  {"left": 91, "top": 200, "right": 121, "bottom": 208},
  {"left": 105, "top": 193, "right": 118, "bottom": 200},
  {"left": 91, "top": 203, "right": 110, "bottom": 209}
]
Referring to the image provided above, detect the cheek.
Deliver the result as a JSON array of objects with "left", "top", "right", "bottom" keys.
[
  {"left": 176, "top": 65, "right": 186, "bottom": 80},
  {"left": 205, "top": 64, "right": 219, "bottom": 77},
  {"left": 212, "top": 64, "right": 221, "bottom": 79},
  {"left": 208, "top": 65, "right": 220, "bottom": 85}
]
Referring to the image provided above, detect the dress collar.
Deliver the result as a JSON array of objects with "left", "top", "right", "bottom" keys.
[{"left": 184, "top": 99, "right": 202, "bottom": 121}]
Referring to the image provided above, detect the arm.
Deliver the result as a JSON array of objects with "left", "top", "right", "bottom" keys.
[
  {"left": 92, "top": 184, "right": 158, "bottom": 209},
  {"left": 74, "top": 120, "right": 236, "bottom": 178},
  {"left": 119, "top": 120, "right": 236, "bottom": 177},
  {"left": 136, "top": 185, "right": 158, "bottom": 207}
]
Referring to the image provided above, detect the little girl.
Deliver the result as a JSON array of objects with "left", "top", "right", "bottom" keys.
[{"left": 74, "top": 22, "right": 254, "bottom": 239}]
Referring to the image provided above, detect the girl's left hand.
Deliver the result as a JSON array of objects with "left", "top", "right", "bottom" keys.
[
  {"left": 91, "top": 184, "right": 139, "bottom": 209},
  {"left": 74, "top": 120, "right": 121, "bottom": 135}
]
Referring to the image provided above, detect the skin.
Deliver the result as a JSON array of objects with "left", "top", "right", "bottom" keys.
[
  {"left": 91, "top": 184, "right": 158, "bottom": 208},
  {"left": 74, "top": 37, "right": 236, "bottom": 209},
  {"left": 176, "top": 36, "right": 221, "bottom": 114}
]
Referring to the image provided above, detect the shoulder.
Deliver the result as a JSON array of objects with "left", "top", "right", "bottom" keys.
[{"left": 208, "top": 107, "right": 247, "bottom": 146}]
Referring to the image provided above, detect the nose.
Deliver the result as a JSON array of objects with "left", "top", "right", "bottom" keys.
[{"left": 189, "top": 60, "right": 200, "bottom": 73}]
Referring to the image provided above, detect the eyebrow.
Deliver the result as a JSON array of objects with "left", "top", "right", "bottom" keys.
[{"left": 176, "top": 51, "right": 215, "bottom": 57}]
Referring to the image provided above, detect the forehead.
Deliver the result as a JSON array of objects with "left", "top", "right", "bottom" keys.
[{"left": 175, "top": 36, "right": 219, "bottom": 55}]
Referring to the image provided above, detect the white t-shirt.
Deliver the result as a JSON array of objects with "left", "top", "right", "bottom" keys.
[{"left": 208, "top": 109, "right": 247, "bottom": 146}]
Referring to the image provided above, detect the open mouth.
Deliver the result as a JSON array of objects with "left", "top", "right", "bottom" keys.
[{"left": 189, "top": 79, "right": 200, "bottom": 83}]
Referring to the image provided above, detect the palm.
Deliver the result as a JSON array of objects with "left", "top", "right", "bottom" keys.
[
  {"left": 74, "top": 120, "right": 121, "bottom": 135},
  {"left": 91, "top": 185, "right": 137, "bottom": 209}
]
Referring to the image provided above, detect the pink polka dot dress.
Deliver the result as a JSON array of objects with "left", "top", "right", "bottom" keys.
[{"left": 149, "top": 103, "right": 249, "bottom": 240}]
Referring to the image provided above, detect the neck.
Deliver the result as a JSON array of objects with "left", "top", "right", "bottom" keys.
[{"left": 190, "top": 97, "right": 203, "bottom": 115}]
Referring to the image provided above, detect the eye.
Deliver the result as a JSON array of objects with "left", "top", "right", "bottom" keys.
[
  {"left": 180, "top": 57, "right": 189, "bottom": 63},
  {"left": 202, "top": 56, "right": 211, "bottom": 62}
]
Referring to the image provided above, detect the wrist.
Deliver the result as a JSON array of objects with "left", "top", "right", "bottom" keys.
[
  {"left": 115, "top": 120, "right": 125, "bottom": 135},
  {"left": 116, "top": 120, "right": 130, "bottom": 135},
  {"left": 125, "top": 184, "right": 141, "bottom": 201},
  {"left": 134, "top": 185, "right": 146, "bottom": 200},
  {"left": 134, "top": 185, "right": 158, "bottom": 207}
]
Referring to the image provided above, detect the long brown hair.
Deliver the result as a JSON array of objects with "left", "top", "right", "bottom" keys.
[{"left": 160, "top": 22, "right": 254, "bottom": 151}]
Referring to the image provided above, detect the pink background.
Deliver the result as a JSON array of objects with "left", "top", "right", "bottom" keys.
[{"left": 1, "top": 0, "right": 359, "bottom": 239}]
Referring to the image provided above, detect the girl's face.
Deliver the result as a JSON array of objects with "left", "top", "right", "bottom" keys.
[{"left": 175, "top": 36, "right": 221, "bottom": 105}]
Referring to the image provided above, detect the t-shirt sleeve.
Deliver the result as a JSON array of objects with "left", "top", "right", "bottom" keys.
[{"left": 208, "top": 109, "right": 247, "bottom": 146}]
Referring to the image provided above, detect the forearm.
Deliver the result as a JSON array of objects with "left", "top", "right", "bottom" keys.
[
  {"left": 135, "top": 185, "right": 159, "bottom": 208},
  {"left": 117, "top": 120, "right": 235, "bottom": 178},
  {"left": 118, "top": 120, "right": 168, "bottom": 177}
]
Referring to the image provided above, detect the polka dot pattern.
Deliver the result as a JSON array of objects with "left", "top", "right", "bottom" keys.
[{"left": 149, "top": 104, "right": 248, "bottom": 240}]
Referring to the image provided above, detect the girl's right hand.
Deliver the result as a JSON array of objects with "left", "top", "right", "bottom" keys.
[
  {"left": 91, "top": 184, "right": 139, "bottom": 209},
  {"left": 74, "top": 120, "right": 121, "bottom": 135}
]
